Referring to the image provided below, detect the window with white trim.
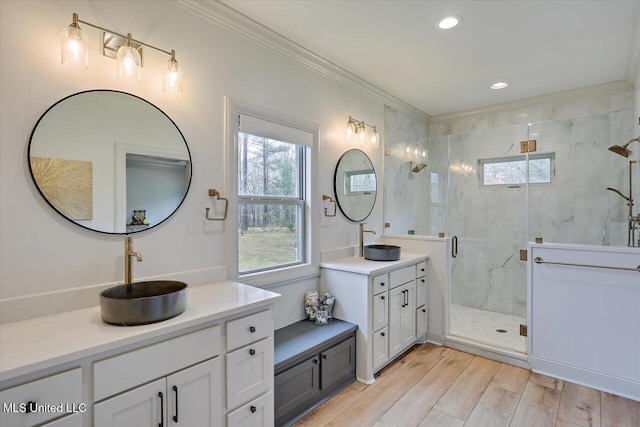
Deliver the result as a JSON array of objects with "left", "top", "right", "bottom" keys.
[
  {"left": 237, "top": 114, "right": 311, "bottom": 274},
  {"left": 479, "top": 153, "right": 555, "bottom": 187}
]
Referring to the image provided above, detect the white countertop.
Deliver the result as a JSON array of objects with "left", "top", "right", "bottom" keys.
[
  {"left": 0, "top": 281, "right": 281, "bottom": 382},
  {"left": 320, "top": 252, "right": 429, "bottom": 275}
]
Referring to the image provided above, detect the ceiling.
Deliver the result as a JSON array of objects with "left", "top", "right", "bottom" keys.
[{"left": 219, "top": 0, "right": 639, "bottom": 117}]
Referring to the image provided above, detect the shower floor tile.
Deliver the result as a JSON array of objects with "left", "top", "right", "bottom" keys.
[{"left": 449, "top": 304, "right": 526, "bottom": 354}]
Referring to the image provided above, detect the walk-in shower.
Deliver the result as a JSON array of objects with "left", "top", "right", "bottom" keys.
[{"left": 606, "top": 139, "right": 639, "bottom": 247}]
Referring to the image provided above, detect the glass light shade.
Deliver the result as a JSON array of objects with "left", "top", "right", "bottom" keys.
[
  {"left": 116, "top": 44, "right": 141, "bottom": 83},
  {"left": 345, "top": 121, "right": 355, "bottom": 142},
  {"left": 370, "top": 128, "right": 379, "bottom": 149},
  {"left": 60, "top": 25, "right": 89, "bottom": 69},
  {"left": 163, "top": 58, "right": 183, "bottom": 95},
  {"left": 356, "top": 125, "right": 366, "bottom": 143}
]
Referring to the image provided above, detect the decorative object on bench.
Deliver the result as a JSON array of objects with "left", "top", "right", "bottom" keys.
[
  {"left": 274, "top": 319, "right": 357, "bottom": 427},
  {"left": 319, "top": 293, "right": 335, "bottom": 320},
  {"left": 304, "top": 290, "right": 318, "bottom": 320}
]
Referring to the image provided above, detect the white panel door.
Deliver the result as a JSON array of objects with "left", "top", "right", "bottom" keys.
[
  {"left": 226, "top": 337, "right": 273, "bottom": 410},
  {"left": 372, "top": 327, "right": 389, "bottom": 371},
  {"left": 94, "top": 378, "right": 165, "bottom": 427},
  {"left": 401, "top": 281, "right": 417, "bottom": 348},
  {"left": 372, "top": 291, "right": 388, "bottom": 332},
  {"left": 416, "top": 277, "right": 427, "bottom": 308},
  {"left": 167, "top": 357, "right": 222, "bottom": 427},
  {"left": 389, "top": 286, "right": 405, "bottom": 358}
]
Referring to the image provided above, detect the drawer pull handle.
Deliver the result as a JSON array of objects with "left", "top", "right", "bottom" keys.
[
  {"left": 421, "top": 279, "right": 425, "bottom": 283},
  {"left": 250, "top": 405, "right": 257, "bottom": 413},
  {"left": 25, "top": 401, "right": 36, "bottom": 414},
  {"left": 173, "top": 385, "right": 179, "bottom": 423},
  {"left": 249, "top": 348, "right": 256, "bottom": 356},
  {"left": 422, "top": 308, "right": 426, "bottom": 313},
  {"left": 313, "top": 358, "right": 318, "bottom": 364},
  {"left": 381, "top": 295, "right": 385, "bottom": 300},
  {"left": 381, "top": 282, "right": 385, "bottom": 286},
  {"left": 159, "top": 392, "right": 164, "bottom": 427},
  {"left": 322, "top": 354, "right": 327, "bottom": 359},
  {"left": 381, "top": 332, "right": 385, "bottom": 337},
  {"left": 249, "top": 326, "right": 256, "bottom": 333},
  {"left": 421, "top": 268, "right": 425, "bottom": 272}
]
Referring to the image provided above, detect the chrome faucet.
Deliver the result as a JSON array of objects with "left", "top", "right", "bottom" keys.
[
  {"left": 359, "top": 223, "right": 376, "bottom": 257},
  {"left": 124, "top": 237, "right": 142, "bottom": 284}
]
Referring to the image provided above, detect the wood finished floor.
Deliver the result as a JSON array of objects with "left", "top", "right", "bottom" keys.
[{"left": 294, "top": 343, "right": 640, "bottom": 427}]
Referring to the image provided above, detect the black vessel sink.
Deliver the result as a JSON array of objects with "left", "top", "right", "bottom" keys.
[{"left": 363, "top": 244, "right": 401, "bottom": 261}]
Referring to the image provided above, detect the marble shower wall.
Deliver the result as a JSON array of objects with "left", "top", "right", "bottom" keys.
[
  {"left": 433, "top": 89, "right": 636, "bottom": 317},
  {"left": 383, "top": 106, "right": 429, "bottom": 235}
]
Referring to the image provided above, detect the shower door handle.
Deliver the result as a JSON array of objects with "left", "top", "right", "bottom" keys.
[{"left": 451, "top": 235, "right": 458, "bottom": 258}]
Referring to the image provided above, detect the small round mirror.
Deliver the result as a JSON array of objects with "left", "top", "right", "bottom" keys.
[
  {"left": 334, "top": 149, "right": 377, "bottom": 221},
  {"left": 28, "top": 90, "right": 191, "bottom": 234}
]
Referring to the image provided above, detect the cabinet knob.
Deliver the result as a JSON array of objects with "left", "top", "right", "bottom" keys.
[
  {"left": 322, "top": 354, "right": 327, "bottom": 359},
  {"left": 313, "top": 358, "right": 318, "bottom": 364},
  {"left": 381, "top": 332, "right": 385, "bottom": 337},
  {"left": 249, "top": 326, "right": 256, "bottom": 333},
  {"left": 422, "top": 309, "right": 426, "bottom": 313},
  {"left": 380, "top": 295, "right": 385, "bottom": 300},
  {"left": 421, "top": 279, "right": 425, "bottom": 283},
  {"left": 381, "top": 282, "right": 385, "bottom": 286},
  {"left": 421, "top": 268, "right": 425, "bottom": 272},
  {"left": 249, "top": 348, "right": 256, "bottom": 356},
  {"left": 250, "top": 405, "right": 257, "bottom": 413}
]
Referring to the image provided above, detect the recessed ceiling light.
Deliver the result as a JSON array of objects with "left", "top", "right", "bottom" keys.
[
  {"left": 491, "top": 82, "right": 509, "bottom": 90},
  {"left": 437, "top": 16, "right": 462, "bottom": 30}
]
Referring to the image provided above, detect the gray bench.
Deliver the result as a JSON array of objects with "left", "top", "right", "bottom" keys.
[{"left": 274, "top": 319, "right": 358, "bottom": 427}]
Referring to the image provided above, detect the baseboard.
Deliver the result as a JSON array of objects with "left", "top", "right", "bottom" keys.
[
  {"left": 445, "top": 336, "right": 531, "bottom": 369},
  {"left": 426, "top": 331, "right": 445, "bottom": 345},
  {"left": 531, "top": 356, "right": 640, "bottom": 401},
  {"left": 0, "top": 266, "right": 228, "bottom": 324}
]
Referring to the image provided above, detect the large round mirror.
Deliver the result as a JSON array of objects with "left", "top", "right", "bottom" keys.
[
  {"left": 334, "top": 149, "right": 377, "bottom": 222},
  {"left": 28, "top": 90, "right": 192, "bottom": 234}
]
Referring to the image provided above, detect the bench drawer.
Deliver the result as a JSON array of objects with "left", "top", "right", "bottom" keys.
[
  {"left": 227, "top": 310, "right": 272, "bottom": 352},
  {"left": 0, "top": 368, "right": 82, "bottom": 427}
]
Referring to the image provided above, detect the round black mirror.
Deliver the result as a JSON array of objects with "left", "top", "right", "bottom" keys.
[
  {"left": 334, "top": 149, "right": 377, "bottom": 221},
  {"left": 28, "top": 90, "right": 191, "bottom": 234}
]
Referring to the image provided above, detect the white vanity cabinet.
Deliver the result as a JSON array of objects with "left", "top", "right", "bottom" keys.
[
  {"left": 320, "top": 254, "right": 429, "bottom": 383},
  {"left": 0, "top": 281, "right": 280, "bottom": 427}
]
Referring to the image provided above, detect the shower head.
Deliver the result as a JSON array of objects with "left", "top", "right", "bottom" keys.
[
  {"left": 411, "top": 162, "right": 427, "bottom": 173},
  {"left": 608, "top": 137, "right": 639, "bottom": 158}
]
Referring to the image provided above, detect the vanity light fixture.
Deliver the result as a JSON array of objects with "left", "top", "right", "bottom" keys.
[
  {"left": 436, "top": 15, "right": 463, "bottom": 30},
  {"left": 60, "top": 13, "right": 184, "bottom": 95},
  {"left": 491, "top": 82, "right": 509, "bottom": 90},
  {"left": 345, "top": 116, "right": 379, "bottom": 149}
]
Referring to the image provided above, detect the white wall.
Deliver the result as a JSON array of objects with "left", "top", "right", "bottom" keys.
[{"left": 0, "top": 1, "right": 386, "bottom": 324}]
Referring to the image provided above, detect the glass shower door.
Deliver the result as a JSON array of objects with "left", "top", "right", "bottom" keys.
[{"left": 447, "top": 124, "right": 529, "bottom": 354}]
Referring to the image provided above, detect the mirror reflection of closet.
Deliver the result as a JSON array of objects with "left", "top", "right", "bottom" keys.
[
  {"left": 333, "top": 149, "right": 377, "bottom": 221},
  {"left": 28, "top": 90, "right": 191, "bottom": 234}
]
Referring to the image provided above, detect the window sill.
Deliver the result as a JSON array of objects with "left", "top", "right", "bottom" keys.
[{"left": 237, "top": 263, "right": 319, "bottom": 288}]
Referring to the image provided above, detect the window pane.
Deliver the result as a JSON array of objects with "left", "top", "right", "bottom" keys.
[
  {"left": 481, "top": 154, "right": 553, "bottom": 186},
  {"left": 345, "top": 170, "right": 376, "bottom": 194},
  {"left": 529, "top": 158, "right": 551, "bottom": 183},
  {"left": 238, "top": 203, "right": 300, "bottom": 272},
  {"left": 483, "top": 159, "right": 526, "bottom": 185},
  {"left": 238, "top": 132, "right": 300, "bottom": 197}
]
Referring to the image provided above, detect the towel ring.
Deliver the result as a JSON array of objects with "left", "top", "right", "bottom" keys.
[
  {"left": 205, "top": 189, "right": 228, "bottom": 221},
  {"left": 322, "top": 194, "right": 336, "bottom": 217}
]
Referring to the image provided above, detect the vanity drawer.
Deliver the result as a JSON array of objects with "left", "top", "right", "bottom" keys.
[
  {"left": 94, "top": 325, "right": 220, "bottom": 401},
  {"left": 390, "top": 266, "right": 416, "bottom": 288},
  {"left": 372, "top": 291, "right": 388, "bottom": 331},
  {"left": 0, "top": 368, "right": 82, "bottom": 427},
  {"left": 226, "top": 337, "right": 273, "bottom": 410},
  {"left": 372, "top": 328, "right": 389, "bottom": 371},
  {"left": 417, "top": 307, "right": 428, "bottom": 338},
  {"left": 417, "top": 276, "right": 427, "bottom": 308},
  {"left": 227, "top": 391, "right": 273, "bottom": 427},
  {"left": 416, "top": 261, "right": 427, "bottom": 278},
  {"left": 227, "top": 310, "right": 272, "bottom": 352},
  {"left": 372, "top": 273, "right": 389, "bottom": 295}
]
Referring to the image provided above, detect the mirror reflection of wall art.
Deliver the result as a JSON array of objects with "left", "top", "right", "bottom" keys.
[
  {"left": 28, "top": 90, "right": 191, "bottom": 234},
  {"left": 30, "top": 156, "right": 92, "bottom": 220}
]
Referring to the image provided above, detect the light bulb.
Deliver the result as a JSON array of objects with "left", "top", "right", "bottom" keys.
[
  {"left": 116, "top": 34, "right": 141, "bottom": 83},
  {"left": 60, "top": 14, "right": 88, "bottom": 69},
  {"left": 163, "top": 51, "right": 183, "bottom": 95},
  {"left": 370, "top": 126, "right": 379, "bottom": 149},
  {"left": 345, "top": 120, "right": 355, "bottom": 142},
  {"left": 356, "top": 124, "right": 366, "bottom": 143}
]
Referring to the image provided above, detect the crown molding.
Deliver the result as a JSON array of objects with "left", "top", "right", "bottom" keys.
[
  {"left": 173, "top": 0, "right": 430, "bottom": 124},
  {"left": 429, "top": 80, "right": 634, "bottom": 125}
]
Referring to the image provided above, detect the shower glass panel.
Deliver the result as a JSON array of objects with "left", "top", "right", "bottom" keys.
[{"left": 447, "top": 124, "right": 528, "bottom": 354}]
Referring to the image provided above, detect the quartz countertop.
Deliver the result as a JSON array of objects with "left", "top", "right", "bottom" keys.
[
  {"left": 320, "top": 252, "right": 429, "bottom": 275},
  {"left": 0, "top": 281, "right": 281, "bottom": 382}
]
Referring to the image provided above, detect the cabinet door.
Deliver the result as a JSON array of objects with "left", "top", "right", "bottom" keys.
[
  {"left": 94, "top": 378, "right": 165, "bottom": 427},
  {"left": 372, "top": 291, "right": 388, "bottom": 331},
  {"left": 41, "top": 413, "right": 83, "bottom": 427},
  {"left": 416, "top": 277, "right": 427, "bottom": 308},
  {"left": 167, "top": 357, "right": 222, "bottom": 427},
  {"left": 401, "top": 282, "right": 417, "bottom": 348},
  {"left": 372, "top": 327, "right": 389, "bottom": 371},
  {"left": 274, "top": 356, "right": 320, "bottom": 424},
  {"left": 226, "top": 337, "right": 273, "bottom": 410},
  {"left": 227, "top": 391, "right": 274, "bottom": 427},
  {"left": 416, "top": 307, "right": 428, "bottom": 338},
  {"left": 388, "top": 286, "right": 405, "bottom": 358},
  {"left": 320, "top": 337, "right": 356, "bottom": 392}
]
